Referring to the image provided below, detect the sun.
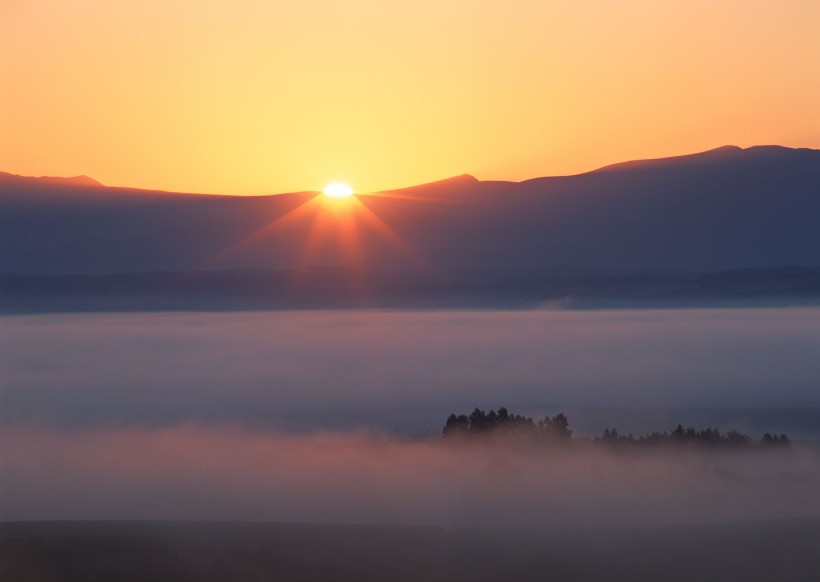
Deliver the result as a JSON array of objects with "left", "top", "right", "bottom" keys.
[{"left": 323, "top": 182, "right": 354, "bottom": 198}]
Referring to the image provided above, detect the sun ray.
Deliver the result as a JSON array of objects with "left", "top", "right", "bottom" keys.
[
  {"left": 296, "top": 198, "right": 363, "bottom": 267},
  {"left": 295, "top": 203, "right": 337, "bottom": 270},
  {"left": 200, "top": 181, "right": 428, "bottom": 302},
  {"left": 352, "top": 197, "right": 428, "bottom": 269},
  {"left": 203, "top": 194, "right": 323, "bottom": 268}
]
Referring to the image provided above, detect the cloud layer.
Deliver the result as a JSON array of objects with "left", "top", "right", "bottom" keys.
[
  {"left": 2, "top": 309, "right": 820, "bottom": 430},
  {"left": 3, "top": 308, "right": 820, "bottom": 524},
  {"left": 2, "top": 425, "right": 818, "bottom": 526}
]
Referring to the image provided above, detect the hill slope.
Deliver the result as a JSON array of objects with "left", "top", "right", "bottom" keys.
[
  {"left": 2, "top": 146, "right": 819, "bottom": 310},
  {"left": 2, "top": 146, "right": 819, "bottom": 276}
]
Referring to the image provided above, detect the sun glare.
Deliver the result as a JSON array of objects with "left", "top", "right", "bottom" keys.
[{"left": 323, "top": 183, "right": 354, "bottom": 198}]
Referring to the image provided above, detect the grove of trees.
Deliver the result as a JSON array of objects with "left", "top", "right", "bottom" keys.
[{"left": 442, "top": 407, "right": 791, "bottom": 449}]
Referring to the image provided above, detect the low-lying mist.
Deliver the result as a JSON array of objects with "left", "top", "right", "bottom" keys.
[
  {"left": 2, "top": 424, "right": 818, "bottom": 527},
  {"left": 2, "top": 308, "right": 819, "bottom": 526},
  {"left": 2, "top": 308, "right": 820, "bottom": 433}
]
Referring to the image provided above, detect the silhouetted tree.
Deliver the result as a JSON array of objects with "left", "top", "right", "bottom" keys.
[
  {"left": 725, "top": 430, "right": 752, "bottom": 447},
  {"left": 496, "top": 407, "right": 510, "bottom": 425},
  {"left": 468, "top": 408, "right": 487, "bottom": 433},
  {"left": 441, "top": 407, "right": 789, "bottom": 451},
  {"left": 599, "top": 428, "right": 619, "bottom": 443},
  {"left": 761, "top": 433, "right": 792, "bottom": 447},
  {"left": 443, "top": 413, "right": 469, "bottom": 436},
  {"left": 538, "top": 413, "right": 572, "bottom": 440}
]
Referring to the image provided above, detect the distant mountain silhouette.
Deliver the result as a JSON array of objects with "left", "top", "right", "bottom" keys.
[
  {"left": 1, "top": 145, "right": 819, "bottom": 310},
  {"left": 588, "top": 145, "right": 744, "bottom": 173},
  {"left": 0, "top": 171, "right": 103, "bottom": 189}
]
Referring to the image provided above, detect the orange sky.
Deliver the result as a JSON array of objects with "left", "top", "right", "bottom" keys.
[{"left": 2, "top": 0, "right": 819, "bottom": 195}]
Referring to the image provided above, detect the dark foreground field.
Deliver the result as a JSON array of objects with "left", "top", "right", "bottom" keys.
[{"left": 2, "top": 518, "right": 820, "bottom": 581}]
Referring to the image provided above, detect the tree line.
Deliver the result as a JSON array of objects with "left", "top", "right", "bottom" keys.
[{"left": 443, "top": 407, "right": 791, "bottom": 449}]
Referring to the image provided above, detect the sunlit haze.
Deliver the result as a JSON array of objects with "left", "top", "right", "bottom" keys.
[{"left": 2, "top": 0, "right": 818, "bottom": 194}]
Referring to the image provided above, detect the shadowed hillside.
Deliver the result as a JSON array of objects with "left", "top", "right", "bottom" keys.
[
  {"left": 3, "top": 146, "right": 819, "bottom": 275},
  {"left": 2, "top": 146, "right": 819, "bottom": 310}
]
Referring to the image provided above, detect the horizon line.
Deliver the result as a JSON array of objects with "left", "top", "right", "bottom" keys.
[{"left": 3, "top": 143, "right": 818, "bottom": 198}]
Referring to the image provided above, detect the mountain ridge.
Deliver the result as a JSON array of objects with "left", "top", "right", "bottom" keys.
[
  {"left": 5, "top": 145, "right": 817, "bottom": 197},
  {"left": 0, "top": 171, "right": 104, "bottom": 188},
  {"left": 2, "top": 145, "right": 819, "bottom": 280}
]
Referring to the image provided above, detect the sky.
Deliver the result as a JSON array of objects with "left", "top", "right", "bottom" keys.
[{"left": 2, "top": 0, "right": 819, "bottom": 194}]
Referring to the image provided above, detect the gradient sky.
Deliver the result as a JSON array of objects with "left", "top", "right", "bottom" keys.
[{"left": 2, "top": 0, "right": 819, "bottom": 194}]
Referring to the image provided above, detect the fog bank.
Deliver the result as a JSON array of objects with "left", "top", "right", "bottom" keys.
[
  {"left": 2, "top": 425, "right": 818, "bottom": 526},
  {"left": 2, "top": 309, "right": 820, "bottom": 433}
]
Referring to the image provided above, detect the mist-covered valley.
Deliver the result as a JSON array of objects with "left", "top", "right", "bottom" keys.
[
  {"left": 2, "top": 307, "right": 819, "bottom": 528},
  {"left": 3, "top": 147, "right": 820, "bottom": 579}
]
